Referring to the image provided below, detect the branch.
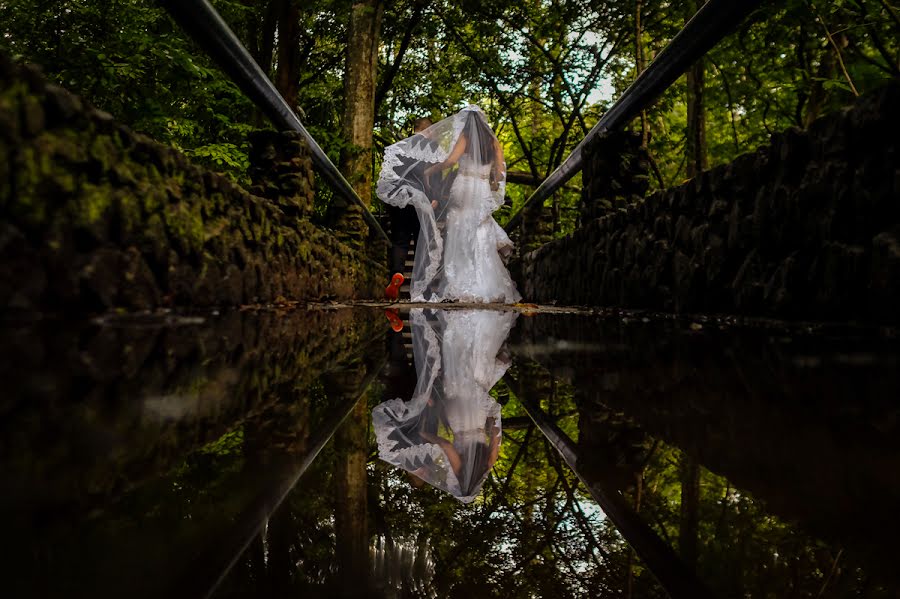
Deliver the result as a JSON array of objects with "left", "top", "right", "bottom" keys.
[
  {"left": 810, "top": 2, "right": 859, "bottom": 96},
  {"left": 708, "top": 58, "right": 740, "bottom": 152},
  {"left": 375, "top": 2, "right": 425, "bottom": 108},
  {"left": 878, "top": 0, "right": 900, "bottom": 31}
]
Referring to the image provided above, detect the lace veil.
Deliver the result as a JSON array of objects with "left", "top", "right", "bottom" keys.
[
  {"left": 376, "top": 106, "right": 507, "bottom": 301},
  {"left": 372, "top": 309, "right": 512, "bottom": 503}
]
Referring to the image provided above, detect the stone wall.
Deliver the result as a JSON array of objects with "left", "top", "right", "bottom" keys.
[
  {"left": 579, "top": 130, "right": 650, "bottom": 225},
  {"left": 519, "top": 81, "right": 900, "bottom": 323},
  {"left": 0, "top": 54, "right": 386, "bottom": 312}
]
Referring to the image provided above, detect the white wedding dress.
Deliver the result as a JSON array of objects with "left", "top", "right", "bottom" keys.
[
  {"left": 372, "top": 308, "right": 517, "bottom": 503},
  {"left": 376, "top": 105, "right": 521, "bottom": 303},
  {"left": 441, "top": 156, "right": 521, "bottom": 303}
]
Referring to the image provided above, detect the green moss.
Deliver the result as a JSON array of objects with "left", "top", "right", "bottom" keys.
[
  {"left": 0, "top": 82, "right": 29, "bottom": 142},
  {"left": 48, "top": 129, "right": 88, "bottom": 164},
  {"left": 118, "top": 189, "right": 143, "bottom": 240},
  {"left": 197, "top": 427, "right": 244, "bottom": 457},
  {"left": 140, "top": 182, "right": 167, "bottom": 217},
  {"left": 0, "top": 79, "right": 389, "bottom": 302},
  {"left": 89, "top": 134, "right": 119, "bottom": 172},
  {"left": 112, "top": 161, "right": 138, "bottom": 186},
  {"left": 9, "top": 145, "right": 53, "bottom": 225},
  {"left": 145, "top": 163, "right": 162, "bottom": 182},
  {"left": 73, "top": 182, "right": 113, "bottom": 226},
  {"left": 298, "top": 241, "right": 311, "bottom": 263},
  {"left": 163, "top": 200, "right": 205, "bottom": 254}
]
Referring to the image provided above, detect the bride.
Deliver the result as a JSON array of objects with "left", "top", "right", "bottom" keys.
[
  {"left": 372, "top": 308, "right": 516, "bottom": 502},
  {"left": 376, "top": 105, "right": 521, "bottom": 303}
]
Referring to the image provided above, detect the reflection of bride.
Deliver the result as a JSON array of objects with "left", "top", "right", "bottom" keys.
[
  {"left": 376, "top": 105, "right": 521, "bottom": 303},
  {"left": 372, "top": 309, "right": 517, "bottom": 502}
]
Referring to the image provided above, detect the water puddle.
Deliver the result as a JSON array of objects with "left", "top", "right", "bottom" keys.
[{"left": 2, "top": 307, "right": 899, "bottom": 597}]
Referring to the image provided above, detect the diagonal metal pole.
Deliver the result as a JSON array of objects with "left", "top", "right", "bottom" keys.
[
  {"left": 158, "top": 0, "right": 389, "bottom": 243},
  {"left": 505, "top": 0, "right": 765, "bottom": 233},
  {"left": 506, "top": 372, "right": 716, "bottom": 599}
]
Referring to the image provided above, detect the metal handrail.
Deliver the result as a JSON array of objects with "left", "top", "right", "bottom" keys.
[
  {"left": 504, "top": 0, "right": 764, "bottom": 233},
  {"left": 158, "top": 0, "right": 390, "bottom": 243}
]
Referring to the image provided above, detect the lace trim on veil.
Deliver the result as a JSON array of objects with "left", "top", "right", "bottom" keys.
[
  {"left": 376, "top": 142, "right": 445, "bottom": 300},
  {"left": 371, "top": 309, "right": 444, "bottom": 468}
]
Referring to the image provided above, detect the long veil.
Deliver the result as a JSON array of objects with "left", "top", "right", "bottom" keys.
[
  {"left": 376, "top": 106, "right": 507, "bottom": 301},
  {"left": 372, "top": 308, "right": 516, "bottom": 503}
]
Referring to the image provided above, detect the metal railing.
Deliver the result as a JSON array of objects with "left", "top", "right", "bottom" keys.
[
  {"left": 158, "top": 0, "right": 390, "bottom": 244},
  {"left": 504, "top": 0, "right": 765, "bottom": 233}
]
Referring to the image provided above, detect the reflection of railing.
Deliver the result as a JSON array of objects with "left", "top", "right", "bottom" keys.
[
  {"left": 504, "top": 0, "right": 764, "bottom": 233},
  {"left": 174, "top": 352, "right": 387, "bottom": 599},
  {"left": 506, "top": 372, "right": 716, "bottom": 599},
  {"left": 158, "top": 0, "right": 390, "bottom": 244}
]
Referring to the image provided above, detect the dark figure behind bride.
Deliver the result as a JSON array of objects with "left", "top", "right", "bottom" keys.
[{"left": 385, "top": 117, "right": 437, "bottom": 277}]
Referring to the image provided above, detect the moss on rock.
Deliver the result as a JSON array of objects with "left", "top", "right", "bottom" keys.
[{"left": 1, "top": 52, "right": 386, "bottom": 312}]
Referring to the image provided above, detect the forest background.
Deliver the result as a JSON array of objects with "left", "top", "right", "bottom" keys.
[{"left": 1, "top": 0, "right": 898, "bottom": 234}]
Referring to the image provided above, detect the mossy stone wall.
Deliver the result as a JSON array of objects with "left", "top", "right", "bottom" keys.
[
  {"left": 518, "top": 81, "right": 900, "bottom": 323},
  {"left": 0, "top": 54, "right": 386, "bottom": 312}
]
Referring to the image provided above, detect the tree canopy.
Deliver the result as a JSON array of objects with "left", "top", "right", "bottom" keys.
[{"left": 2, "top": 0, "right": 897, "bottom": 230}]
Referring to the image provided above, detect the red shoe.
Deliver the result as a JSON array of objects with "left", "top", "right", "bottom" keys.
[
  {"left": 384, "top": 308, "right": 404, "bottom": 332},
  {"left": 385, "top": 273, "right": 404, "bottom": 301}
]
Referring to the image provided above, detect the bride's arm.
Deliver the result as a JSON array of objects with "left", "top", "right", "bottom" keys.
[
  {"left": 490, "top": 139, "right": 505, "bottom": 191},
  {"left": 420, "top": 430, "right": 463, "bottom": 474},
  {"left": 424, "top": 135, "right": 467, "bottom": 177},
  {"left": 493, "top": 140, "right": 505, "bottom": 176}
]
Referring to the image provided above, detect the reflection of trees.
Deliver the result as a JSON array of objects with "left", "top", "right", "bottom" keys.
[
  {"left": 222, "top": 376, "right": 638, "bottom": 597},
  {"left": 2, "top": 308, "right": 390, "bottom": 599},
  {"left": 180, "top": 311, "right": 900, "bottom": 598},
  {"left": 510, "top": 314, "right": 900, "bottom": 598},
  {"left": 213, "top": 351, "right": 896, "bottom": 598},
  {"left": 331, "top": 363, "right": 371, "bottom": 591}
]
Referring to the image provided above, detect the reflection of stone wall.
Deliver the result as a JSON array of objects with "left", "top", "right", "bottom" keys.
[
  {"left": 519, "top": 82, "right": 900, "bottom": 323},
  {"left": 0, "top": 54, "right": 386, "bottom": 312},
  {"left": 511, "top": 312, "right": 900, "bottom": 569},
  {"left": 0, "top": 308, "right": 384, "bottom": 515}
]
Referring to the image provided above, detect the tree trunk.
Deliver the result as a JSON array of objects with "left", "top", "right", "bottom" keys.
[
  {"left": 274, "top": 0, "right": 301, "bottom": 109},
  {"left": 685, "top": 0, "right": 708, "bottom": 178},
  {"left": 334, "top": 399, "right": 370, "bottom": 587},
  {"left": 257, "top": 0, "right": 280, "bottom": 78},
  {"left": 342, "top": 0, "right": 384, "bottom": 199},
  {"left": 332, "top": 0, "right": 383, "bottom": 248},
  {"left": 248, "top": 0, "right": 280, "bottom": 127},
  {"left": 679, "top": 456, "right": 701, "bottom": 568},
  {"left": 636, "top": 0, "right": 649, "bottom": 147}
]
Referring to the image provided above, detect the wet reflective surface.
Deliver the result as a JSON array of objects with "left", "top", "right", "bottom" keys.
[{"left": 2, "top": 306, "right": 900, "bottom": 598}]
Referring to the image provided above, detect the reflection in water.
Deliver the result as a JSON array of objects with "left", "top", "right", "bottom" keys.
[
  {"left": 373, "top": 309, "right": 516, "bottom": 502},
  {"left": 2, "top": 307, "right": 900, "bottom": 597}
]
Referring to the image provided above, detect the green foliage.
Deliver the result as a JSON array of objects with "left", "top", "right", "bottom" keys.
[
  {"left": 2, "top": 0, "right": 897, "bottom": 229},
  {"left": 0, "top": 0, "right": 260, "bottom": 181}
]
